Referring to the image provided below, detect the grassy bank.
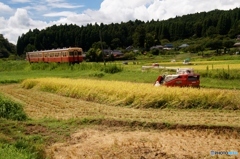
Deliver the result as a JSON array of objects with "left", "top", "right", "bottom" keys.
[{"left": 0, "top": 94, "right": 38, "bottom": 159}]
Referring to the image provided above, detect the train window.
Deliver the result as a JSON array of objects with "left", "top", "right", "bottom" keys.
[
  {"left": 50, "top": 53, "right": 54, "bottom": 57},
  {"left": 69, "top": 52, "right": 74, "bottom": 56},
  {"left": 74, "top": 51, "right": 78, "bottom": 56},
  {"left": 44, "top": 53, "right": 48, "bottom": 57}
]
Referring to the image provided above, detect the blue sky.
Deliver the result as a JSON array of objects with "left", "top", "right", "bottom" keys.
[{"left": 0, "top": 0, "right": 240, "bottom": 44}]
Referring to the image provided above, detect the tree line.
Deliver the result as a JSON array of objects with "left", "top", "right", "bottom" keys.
[{"left": 7, "top": 8, "right": 240, "bottom": 58}]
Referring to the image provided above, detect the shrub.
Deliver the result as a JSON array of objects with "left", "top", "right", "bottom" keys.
[
  {"left": 102, "top": 64, "right": 123, "bottom": 74},
  {"left": 0, "top": 143, "right": 38, "bottom": 159},
  {"left": 0, "top": 94, "right": 27, "bottom": 121}
]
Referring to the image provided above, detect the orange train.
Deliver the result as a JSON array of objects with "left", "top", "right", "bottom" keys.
[{"left": 26, "top": 47, "right": 83, "bottom": 64}]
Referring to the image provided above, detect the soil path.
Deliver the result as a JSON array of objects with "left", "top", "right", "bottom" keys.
[{"left": 47, "top": 127, "right": 240, "bottom": 159}]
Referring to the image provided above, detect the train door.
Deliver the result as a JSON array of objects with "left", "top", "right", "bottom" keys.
[{"left": 73, "top": 50, "right": 79, "bottom": 63}]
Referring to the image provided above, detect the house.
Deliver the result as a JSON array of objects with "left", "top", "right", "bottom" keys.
[
  {"left": 164, "top": 44, "right": 174, "bottom": 50},
  {"left": 234, "top": 42, "right": 240, "bottom": 54},
  {"left": 233, "top": 42, "right": 240, "bottom": 47},
  {"left": 150, "top": 45, "right": 163, "bottom": 50},
  {"left": 111, "top": 50, "right": 124, "bottom": 58}
]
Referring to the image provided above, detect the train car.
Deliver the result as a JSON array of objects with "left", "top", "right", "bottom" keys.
[{"left": 26, "top": 47, "right": 83, "bottom": 64}]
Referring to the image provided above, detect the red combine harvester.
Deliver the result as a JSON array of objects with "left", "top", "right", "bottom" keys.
[{"left": 154, "top": 68, "right": 200, "bottom": 87}]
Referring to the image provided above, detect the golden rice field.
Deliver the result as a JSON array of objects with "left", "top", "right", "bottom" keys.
[{"left": 21, "top": 77, "right": 240, "bottom": 109}]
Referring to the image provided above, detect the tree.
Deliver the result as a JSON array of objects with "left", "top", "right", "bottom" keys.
[
  {"left": 144, "top": 33, "right": 155, "bottom": 51},
  {"left": 132, "top": 25, "right": 146, "bottom": 48},
  {"left": 111, "top": 38, "right": 121, "bottom": 49},
  {"left": 0, "top": 34, "right": 16, "bottom": 58},
  {"left": 205, "top": 39, "right": 223, "bottom": 50},
  {"left": 86, "top": 48, "right": 103, "bottom": 62},
  {"left": 217, "top": 14, "right": 231, "bottom": 35},
  {"left": 206, "top": 26, "right": 217, "bottom": 37},
  {"left": 92, "top": 41, "right": 108, "bottom": 50}
]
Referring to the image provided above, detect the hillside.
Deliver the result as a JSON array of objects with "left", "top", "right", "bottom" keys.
[{"left": 16, "top": 8, "right": 240, "bottom": 57}]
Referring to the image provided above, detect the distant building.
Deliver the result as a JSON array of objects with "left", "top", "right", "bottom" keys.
[
  {"left": 237, "top": 35, "right": 240, "bottom": 40},
  {"left": 126, "top": 46, "right": 134, "bottom": 50},
  {"left": 111, "top": 50, "right": 124, "bottom": 58},
  {"left": 150, "top": 45, "right": 163, "bottom": 50},
  {"left": 164, "top": 44, "right": 174, "bottom": 50},
  {"left": 233, "top": 42, "right": 240, "bottom": 47},
  {"left": 179, "top": 44, "right": 189, "bottom": 48}
]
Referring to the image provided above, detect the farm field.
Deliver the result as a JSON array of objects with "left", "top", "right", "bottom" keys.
[
  {"left": 1, "top": 82, "right": 240, "bottom": 158},
  {"left": 0, "top": 57, "right": 240, "bottom": 158}
]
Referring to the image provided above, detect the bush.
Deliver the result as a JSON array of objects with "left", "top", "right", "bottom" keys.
[
  {"left": 150, "top": 49, "right": 159, "bottom": 55},
  {"left": 102, "top": 64, "right": 123, "bottom": 74},
  {"left": 0, "top": 143, "right": 38, "bottom": 159},
  {"left": 0, "top": 94, "right": 27, "bottom": 121},
  {"left": 123, "top": 52, "right": 136, "bottom": 60}
]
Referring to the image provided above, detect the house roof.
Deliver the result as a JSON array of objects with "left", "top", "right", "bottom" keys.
[
  {"left": 150, "top": 45, "right": 163, "bottom": 50},
  {"left": 233, "top": 42, "right": 240, "bottom": 47},
  {"left": 164, "top": 44, "right": 173, "bottom": 48},
  {"left": 179, "top": 44, "right": 189, "bottom": 48}
]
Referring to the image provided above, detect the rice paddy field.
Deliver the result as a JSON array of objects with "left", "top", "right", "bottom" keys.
[{"left": 0, "top": 57, "right": 240, "bottom": 158}]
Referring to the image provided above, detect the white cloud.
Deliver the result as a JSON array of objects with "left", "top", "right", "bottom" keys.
[
  {"left": 1, "top": 8, "right": 48, "bottom": 44},
  {"left": 0, "top": 2, "right": 14, "bottom": 15},
  {"left": 1, "top": 0, "right": 240, "bottom": 45},
  {"left": 44, "top": 11, "right": 78, "bottom": 17},
  {"left": 45, "top": 0, "right": 83, "bottom": 9}
]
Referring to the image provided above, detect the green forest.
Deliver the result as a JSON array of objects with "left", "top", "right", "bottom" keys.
[{"left": 1, "top": 8, "right": 240, "bottom": 59}]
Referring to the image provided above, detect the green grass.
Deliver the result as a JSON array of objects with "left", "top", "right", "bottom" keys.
[
  {"left": 0, "top": 143, "right": 37, "bottom": 159},
  {"left": 2, "top": 59, "right": 240, "bottom": 89}
]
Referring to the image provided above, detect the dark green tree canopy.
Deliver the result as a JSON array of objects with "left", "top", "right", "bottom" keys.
[
  {"left": 0, "top": 34, "right": 16, "bottom": 58},
  {"left": 16, "top": 7, "right": 240, "bottom": 57}
]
